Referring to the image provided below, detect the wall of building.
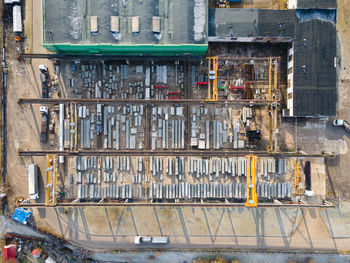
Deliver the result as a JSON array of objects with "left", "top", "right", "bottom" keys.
[
  {"left": 287, "top": 44, "right": 294, "bottom": 116},
  {"left": 42, "top": 44, "right": 208, "bottom": 56}
]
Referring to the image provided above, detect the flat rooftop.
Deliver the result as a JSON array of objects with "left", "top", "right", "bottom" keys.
[
  {"left": 208, "top": 9, "right": 297, "bottom": 39},
  {"left": 43, "top": 0, "right": 208, "bottom": 46}
]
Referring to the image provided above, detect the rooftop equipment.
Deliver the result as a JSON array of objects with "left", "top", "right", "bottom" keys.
[
  {"left": 132, "top": 16, "right": 140, "bottom": 33},
  {"left": 152, "top": 16, "right": 161, "bottom": 33},
  {"left": 90, "top": 16, "right": 98, "bottom": 33},
  {"left": 111, "top": 16, "right": 120, "bottom": 32}
]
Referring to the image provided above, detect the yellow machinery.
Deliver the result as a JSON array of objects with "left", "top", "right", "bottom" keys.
[
  {"left": 267, "top": 103, "right": 278, "bottom": 153},
  {"left": 206, "top": 57, "right": 219, "bottom": 101},
  {"left": 245, "top": 155, "right": 258, "bottom": 207},
  {"left": 293, "top": 159, "right": 301, "bottom": 197},
  {"left": 45, "top": 154, "right": 58, "bottom": 206},
  {"left": 268, "top": 57, "right": 279, "bottom": 101},
  {"left": 267, "top": 57, "right": 280, "bottom": 153}
]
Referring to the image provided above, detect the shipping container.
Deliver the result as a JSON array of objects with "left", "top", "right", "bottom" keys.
[
  {"left": 13, "top": 5, "right": 22, "bottom": 33},
  {"left": 28, "top": 164, "right": 39, "bottom": 199}
]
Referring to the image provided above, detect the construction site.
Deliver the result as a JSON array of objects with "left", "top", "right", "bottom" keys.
[
  {"left": 2, "top": 0, "right": 350, "bottom": 262},
  {"left": 16, "top": 49, "right": 327, "bottom": 207}
]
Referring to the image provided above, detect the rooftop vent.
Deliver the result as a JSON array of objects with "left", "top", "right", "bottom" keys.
[
  {"left": 132, "top": 16, "right": 140, "bottom": 33},
  {"left": 111, "top": 16, "right": 120, "bottom": 33},
  {"left": 90, "top": 16, "right": 98, "bottom": 34},
  {"left": 152, "top": 16, "right": 160, "bottom": 33}
]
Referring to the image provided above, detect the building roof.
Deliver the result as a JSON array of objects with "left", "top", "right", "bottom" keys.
[
  {"left": 297, "top": 0, "right": 337, "bottom": 9},
  {"left": 208, "top": 9, "right": 296, "bottom": 39},
  {"left": 4, "top": 245, "right": 16, "bottom": 260},
  {"left": 292, "top": 18, "right": 337, "bottom": 116},
  {"left": 43, "top": 0, "right": 208, "bottom": 46}
]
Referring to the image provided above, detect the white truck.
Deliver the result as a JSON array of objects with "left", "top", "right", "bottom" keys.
[
  {"left": 134, "top": 236, "right": 168, "bottom": 245},
  {"left": 333, "top": 119, "right": 350, "bottom": 132},
  {"left": 28, "top": 164, "right": 39, "bottom": 200}
]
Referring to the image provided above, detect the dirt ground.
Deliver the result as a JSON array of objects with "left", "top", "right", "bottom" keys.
[
  {"left": 4, "top": 0, "right": 54, "bottom": 209},
  {"left": 324, "top": 0, "right": 350, "bottom": 201}
]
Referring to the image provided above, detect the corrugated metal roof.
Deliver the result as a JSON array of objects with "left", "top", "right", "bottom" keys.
[
  {"left": 293, "top": 18, "right": 336, "bottom": 116},
  {"left": 297, "top": 0, "right": 337, "bottom": 9},
  {"left": 43, "top": 0, "right": 208, "bottom": 45},
  {"left": 209, "top": 9, "right": 296, "bottom": 38}
]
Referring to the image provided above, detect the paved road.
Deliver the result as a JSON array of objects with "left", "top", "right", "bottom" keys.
[
  {"left": 1, "top": 215, "right": 350, "bottom": 262},
  {"left": 28, "top": 204, "right": 350, "bottom": 252},
  {"left": 0, "top": 215, "right": 49, "bottom": 240}
]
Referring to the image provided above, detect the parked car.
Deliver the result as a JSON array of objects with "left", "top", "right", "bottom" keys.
[{"left": 333, "top": 119, "right": 350, "bottom": 132}]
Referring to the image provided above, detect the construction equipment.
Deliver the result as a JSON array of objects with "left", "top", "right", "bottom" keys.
[
  {"left": 206, "top": 57, "right": 219, "bottom": 102},
  {"left": 293, "top": 159, "right": 301, "bottom": 198},
  {"left": 267, "top": 103, "right": 278, "bottom": 153},
  {"left": 45, "top": 155, "right": 58, "bottom": 206},
  {"left": 268, "top": 57, "right": 279, "bottom": 100},
  {"left": 245, "top": 155, "right": 258, "bottom": 207}
]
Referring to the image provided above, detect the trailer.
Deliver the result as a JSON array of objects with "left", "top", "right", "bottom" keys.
[
  {"left": 40, "top": 106, "right": 49, "bottom": 143},
  {"left": 134, "top": 236, "right": 169, "bottom": 244},
  {"left": 151, "top": 236, "right": 169, "bottom": 244},
  {"left": 12, "top": 4, "right": 22, "bottom": 34},
  {"left": 28, "top": 164, "right": 39, "bottom": 200}
]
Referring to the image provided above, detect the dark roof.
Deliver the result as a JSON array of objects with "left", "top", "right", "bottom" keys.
[
  {"left": 292, "top": 18, "right": 337, "bottom": 116},
  {"left": 208, "top": 8, "right": 296, "bottom": 38},
  {"left": 43, "top": 0, "right": 208, "bottom": 45},
  {"left": 258, "top": 10, "right": 297, "bottom": 37},
  {"left": 209, "top": 9, "right": 259, "bottom": 37},
  {"left": 297, "top": 0, "right": 337, "bottom": 9}
]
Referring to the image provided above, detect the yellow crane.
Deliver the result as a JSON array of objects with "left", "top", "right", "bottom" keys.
[
  {"left": 206, "top": 57, "right": 219, "bottom": 102},
  {"left": 294, "top": 159, "right": 301, "bottom": 198},
  {"left": 45, "top": 155, "right": 51, "bottom": 206},
  {"left": 245, "top": 155, "right": 258, "bottom": 207},
  {"left": 268, "top": 57, "right": 279, "bottom": 101},
  {"left": 267, "top": 103, "right": 278, "bottom": 153},
  {"left": 45, "top": 154, "right": 58, "bottom": 206}
]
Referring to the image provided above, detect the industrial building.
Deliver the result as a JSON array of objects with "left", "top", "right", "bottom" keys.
[{"left": 42, "top": 0, "right": 208, "bottom": 56}]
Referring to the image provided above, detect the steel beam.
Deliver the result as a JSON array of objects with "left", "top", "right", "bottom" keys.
[
  {"left": 17, "top": 149, "right": 336, "bottom": 158},
  {"left": 18, "top": 53, "right": 203, "bottom": 61},
  {"left": 18, "top": 201, "right": 334, "bottom": 208},
  {"left": 18, "top": 98, "right": 277, "bottom": 105}
]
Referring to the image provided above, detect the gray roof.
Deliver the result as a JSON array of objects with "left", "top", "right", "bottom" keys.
[
  {"left": 297, "top": 0, "right": 337, "bottom": 9},
  {"left": 43, "top": 0, "right": 208, "bottom": 45},
  {"left": 292, "top": 19, "right": 336, "bottom": 116},
  {"left": 208, "top": 9, "right": 296, "bottom": 38}
]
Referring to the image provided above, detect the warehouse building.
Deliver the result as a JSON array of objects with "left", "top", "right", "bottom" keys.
[{"left": 42, "top": 0, "right": 208, "bottom": 56}]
